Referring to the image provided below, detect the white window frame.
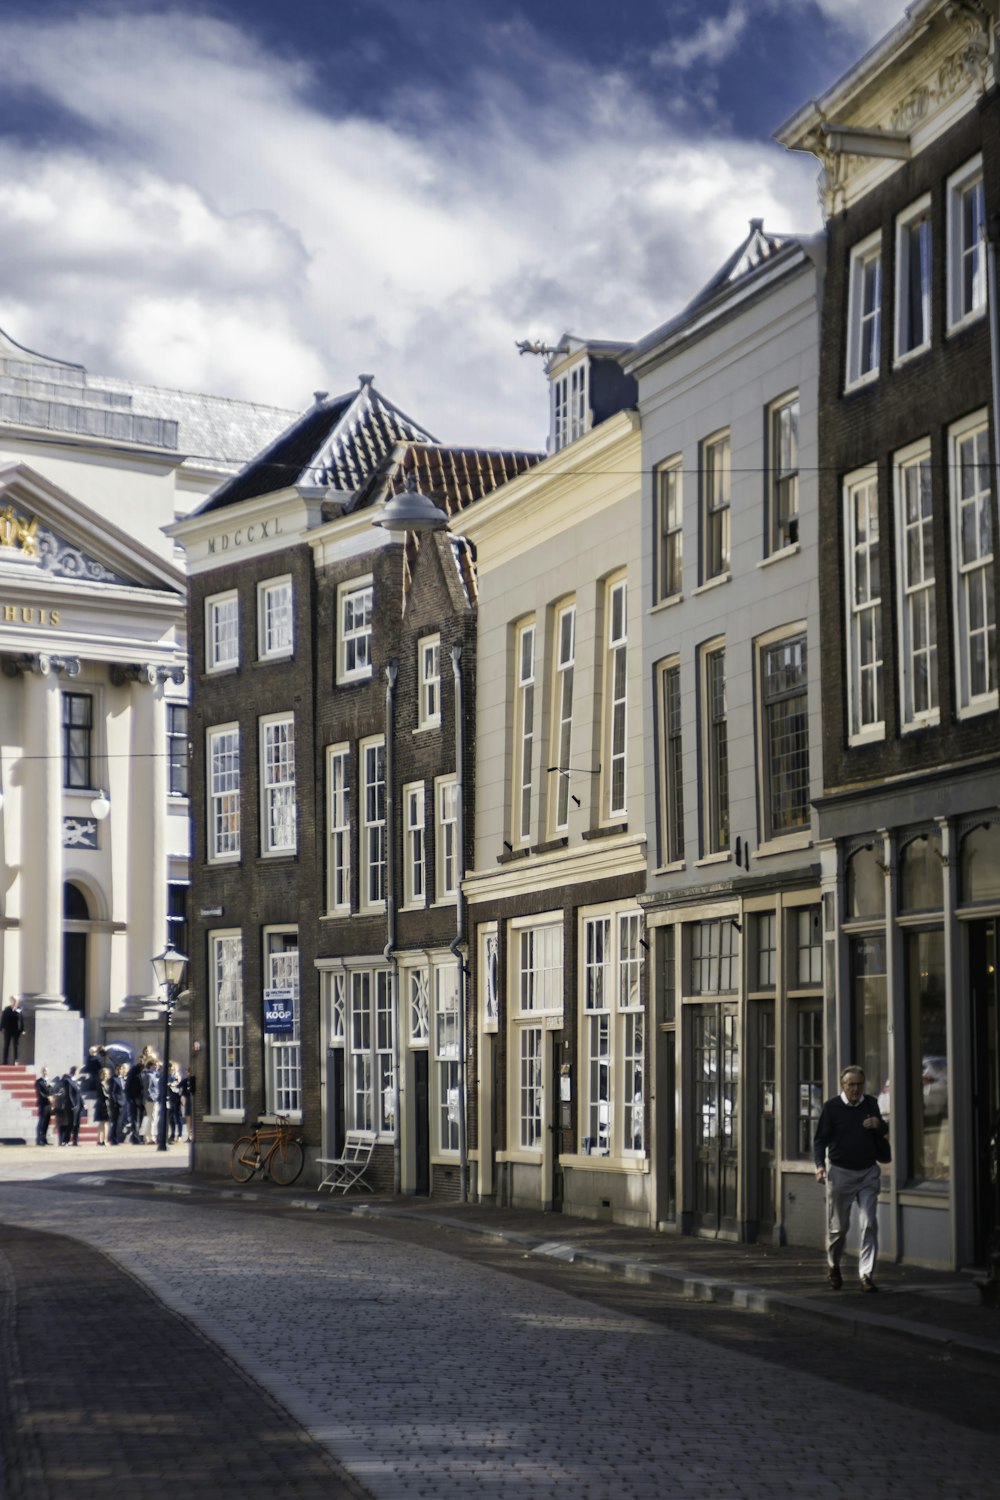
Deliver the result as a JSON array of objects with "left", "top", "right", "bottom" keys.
[
  {"left": 434, "top": 962, "right": 462, "bottom": 1154},
  {"left": 407, "top": 965, "right": 430, "bottom": 1046},
  {"left": 548, "top": 600, "right": 576, "bottom": 835},
  {"left": 579, "top": 905, "right": 645, "bottom": 1160},
  {"left": 205, "top": 590, "right": 239, "bottom": 673},
  {"left": 481, "top": 924, "right": 499, "bottom": 1034},
  {"left": 947, "top": 155, "right": 986, "bottom": 333},
  {"left": 263, "top": 926, "right": 301, "bottom": 1120},
  {"left": 894, "top": 439, "right": 939, "bottom": 730},
  {"left": 343, "top": 968, "right": 394, "bottom": 1137},
  {"left": 259, "top": 712, "right": 296, "bottom": 855},
  {"left": 757, "top": 627, "right": 810, "bottom": 841},
  {"left": 257, "top": 576, "right": 293, "bottom": 661},
  {"left": 949, "top": 410, "right": 997, "bottom": 717},
  {"left": 403, "top": 781, "right": 426, "bottom": 909},
  {"left": 338, "top": 576, "right": 374, "bottom": 683},
  {"left": 418, "top": 634, "right": 441, "bottom": 729},
  {"left": 207, "top": 724, "right": 240, "bottom": 862},
  {"left": 654, "top": 458, "right": 683, "bottom": 601},
  {"left": 508, "top": 913, "right": 562, "bottom": 1153},
  {"left": 603, "top": 576, "right": 628, "bottom": 821},
  {"left": 846, "top": 231, "right": 882, "bottom": 389},
  {"left": 210, "top": 930, "right": 244, "bottom": 1118},
  {"left": 894, "top": 196, "right": 932, "bottom": 365},
  {"left": 361, "top": 735, "right": 386, "bottom": 909},
  {"left": 551, "top": 360, "right": 589, "bottom": 453},
  {"left": 657, "top": 656, "right": 684, "bottom": 866},
  {"left": 843, "top": 467, "right": 885, "bottom": 744},
  {"left": 767, "top": 393, "right": 799, "bottom": 554},
  {"left": 701, "top": 430, "right": 731, "bottom": 581},
  {"left": 701, "top": 640, "right": 729, "bottom": 855},
  {"left": 326, "top": 744, "right": 351, "bottom": 913},
  {"left": 435, "top": 775, "right": 458, "bottom": 903},
  {"left": 512, "top": 619, "right": 536, "bottom": 847}
]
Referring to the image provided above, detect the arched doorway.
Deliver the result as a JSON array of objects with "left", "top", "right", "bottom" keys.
[{"left": 63, "top": 881, "right": 89, "bottom": 1014}]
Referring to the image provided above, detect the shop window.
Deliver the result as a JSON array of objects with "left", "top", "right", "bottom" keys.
[
  {"left": 905, "top": 930, "right": 948, "bottom": 1182},
  {"left": 850, "top": 934, "right": 887, "bottom": 1116},
  {"left": 846, "top": 846, "right": 885, "bottom": 919},
  {"left": 961, "top": 823, "right": 1000, "bottom": 903},
  {"left": 900, "top": 834, "right": 943, "bottom": 912}
]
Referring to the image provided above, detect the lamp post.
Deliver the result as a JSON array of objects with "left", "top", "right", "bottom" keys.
[{"left": 152, "top": 943, "right": 187, "bottom": 1152}]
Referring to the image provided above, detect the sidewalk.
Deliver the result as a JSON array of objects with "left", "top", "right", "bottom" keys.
[{"left": 8, "top": 1142, "right": 997, "bottom": 1364}]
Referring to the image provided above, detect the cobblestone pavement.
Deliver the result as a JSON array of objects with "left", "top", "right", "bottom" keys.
[{"left": 2, "top": 1179, "right": 1000, "bottom": 1500}]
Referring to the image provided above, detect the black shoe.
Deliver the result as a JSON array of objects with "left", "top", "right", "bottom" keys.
[
  {"left": 827, "top": 1265, "right": 843, "bottom": 1290},
  {"left": 861, "top": 1274, "right": 878, "bottom": 1293}
]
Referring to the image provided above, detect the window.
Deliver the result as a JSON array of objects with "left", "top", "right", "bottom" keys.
[
  {"left": 518, "top": 1024, "right": 544, "bottom": 1149},
  {"left": 947, "top": 155, "right": 986, "bottom": 330},
  {"left": 62, "top": 691, "right": 93, "bottom": 789},
  {"left": 844, "top": 469, "right": 883, "bottom": 742},
  {"left": 206, "top": 591, "right": 239, "bottom": 672},
  {"left": 263, "top": 928, "right": 300, "bottom": 1118},
  {"left": 701, "top": 431, "right": 731, "bottom": 581},
  {"left": 549, "top": 602, "right": 575, "bottom": 833},
  {"left": 604, "top": 578, "right": 628, "bottom": 819},
  {"left": 752, "top": 912, "right": 776, "bottom": 989},
  {"left": 167, "top": 882, "right": 188, "bottom": 960},
  {"left": 408, "top": 967, "right": 430, "bottom": 1044},
  {"left": 895, "top": 199, "right": 931, "bottom": 361},
  {"left": 418, "top": 635, "right": 441, "bottom": 729},
  {"left": 435, "top": 777, "right": 458, "bottom": 901},
  {"left": 482, "top": 926, "right": 499, "bottom": 1032},
  {"left": 403, "top": 782, "right": 426, "bottom": 908},
  {"left": 768, "top": 395, "right": 799, "bottom": 552},
  {"left": 207, "top": 725, "right": 240, "bottom": 860},
  {"left": 906, "top": 930, "right": 948, "bottom": 1181},
  {"left": 846, "top": 232, "right": 882, "bottom": 387},
  {"left": 657, "top": 658, "right": 684, "bottom": 865},
  {"left": 950, "top": 413, "right": 996, "bottom": 715},
  {"left": 894, "top": 442, "right": 938, "bottom": 728},
  {"left": 257, "top": 577, "right": 293, "bottom": 660},
  {"left": 210, "top": 931, "right": 243, "bottom": 1117},
  {"left": 435, "top": 964, "right": 461, "bottom": 1152},
  {"left": 792, "top": 907, "right": 822, "bottom": 987},
  {"left": 512, "top": 918, "right": 561, "bottom": 1151},
  {"left": 900, "top": 834, "right": 943, "bottom": 912},
  {"left": 327, "top": 745, "right": 350, "bottom": 911},
  {"left": 512, "top": 620, "right": 535, "bottom": 845},
  {"left": 551, "top": 361, "right": 588, "bottom": 452},
  {"left": 847, "top": 845, "right": 886, "bottom": 919},
  {"left": 760, "top": 632, "right": 809, "bottom": 838},
  {"left": 361, "top": 737, "right": 386, "bottom": 906},
  {"left": 338, "top": 578, "right": 373, "bottom": 682},
  {"left": 690, "top": 919, "right": 738, "bottom": 995},
  {"left": 795, "top": 1003, "right": 823, "bottom": 1157},
  {"left": 167, "top": 703, "right": 189, "bottom": 796},
  {"left": 851, "top": 934, "right": 888, "bottom": 1115},
  {"left": 655, "top": 459, "right": 683, "bottom": 600},
  {"left": 518, "top": 922, "right": 563, "bottom": 1012},
  {"left": 260, "top": 714, "right": 296, "bottom": 854},
  {"left": 345, "top": 969, "right": 394, "bottom": 1134},
  {"left": 580, "top": 908, "right": 645, "bottom": 1157},
  {"left": 702, "top": 644, "right": 729, "bottom": 854}
]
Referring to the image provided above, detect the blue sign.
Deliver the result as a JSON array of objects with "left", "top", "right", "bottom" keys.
[{"left": 263, "top": 987, "right": 295, "bottom": 1036}]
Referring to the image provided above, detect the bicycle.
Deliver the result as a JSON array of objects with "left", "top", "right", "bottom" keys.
[{"left": 229, "top": 1116, "right": 305, "bottom": 1186}]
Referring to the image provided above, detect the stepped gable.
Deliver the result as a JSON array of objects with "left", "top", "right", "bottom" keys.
[{"left": 198, "top": 379, "right": 439, "bottom": 514}]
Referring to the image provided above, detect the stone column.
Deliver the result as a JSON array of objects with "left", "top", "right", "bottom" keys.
[
  {"left": 126, "top": 667, "right": 168, "bottom": 1000},
  {"left": 21, "top": 656, "right": 63, "bottom": 999}
]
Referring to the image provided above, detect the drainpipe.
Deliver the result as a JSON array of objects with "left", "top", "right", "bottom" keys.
[
  {"left": 448, "top": 641, "right": 469, "bottom": 1203},
  {"left": 384, "top": 659, "right": 401, "bottom": 1196}
]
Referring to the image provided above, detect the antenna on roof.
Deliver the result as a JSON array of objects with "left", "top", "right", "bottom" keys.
[
  {"left": 358, "top": 373, "right": 375, "bottom": 387},
  {"left": 313, "top": 391, "right": 328, "bottom": 406}
]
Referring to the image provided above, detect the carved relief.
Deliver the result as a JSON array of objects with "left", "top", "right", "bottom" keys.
[
  {"left": 35, "top": 528, "right": 130, "bottom": 585},
  {"left": 0, "top": 505, "right": 39, "bottom": 558}
]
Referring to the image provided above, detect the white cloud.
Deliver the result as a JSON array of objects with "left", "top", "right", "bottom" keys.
[
  {"left": 0, "top": 9, "right": 820, "bottom": 449},
  {"left": 806, "top": 0, "right": 909, "bottom": 46},
  {"left": 651, "top": 5, "right": 749, "bottom": 72}
]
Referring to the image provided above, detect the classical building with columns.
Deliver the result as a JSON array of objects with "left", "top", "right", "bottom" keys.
[{"left": 0, "top": 328, "right": 293, "bottom": 1074}]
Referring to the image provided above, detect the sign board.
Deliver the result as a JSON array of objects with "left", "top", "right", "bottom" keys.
[{"left": 263, "top": 987, "right": 295, "bottom": 1036}]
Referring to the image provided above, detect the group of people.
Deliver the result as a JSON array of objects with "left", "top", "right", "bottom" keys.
[{"left": 34, "top": 1045, "right": 192, "bottom": 1148}]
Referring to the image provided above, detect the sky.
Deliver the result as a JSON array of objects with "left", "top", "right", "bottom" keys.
[{"left": 0, "top": 0, "right": 911, "bottom": 455}]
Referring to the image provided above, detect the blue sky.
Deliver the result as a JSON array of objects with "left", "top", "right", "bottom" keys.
[{"left": 0, "top": 1, "right": 909, "bottom": 452}]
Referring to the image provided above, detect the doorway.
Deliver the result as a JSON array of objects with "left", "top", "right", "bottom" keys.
[
  {"left": 413, "top": 1050, "right": 430, "bottom": 1195},
  {"left": 969, "top": 920, "right": 1000, "bottom": 1265},
  {"left": 62, "top": 881, "right": 89, "bottom": 1014},
  {"left": 691, "top": 1003, "right": 740, "bottom": 1236}
]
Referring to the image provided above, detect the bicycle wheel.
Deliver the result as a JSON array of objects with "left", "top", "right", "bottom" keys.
[
  {"left": 230, "top": 1136, "right": 259, "bottom": 1183},
  {"left": 268, "top": 1136, "right": 305, "bottom": 1186}
]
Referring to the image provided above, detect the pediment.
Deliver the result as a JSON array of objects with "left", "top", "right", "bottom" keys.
[{"left": 0, "top": 462, "right": 183, "bottom": 595}]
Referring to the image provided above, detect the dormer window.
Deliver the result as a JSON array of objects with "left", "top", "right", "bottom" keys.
[{"left": 551, "top": 362, "right": 589, "bottom": 452}]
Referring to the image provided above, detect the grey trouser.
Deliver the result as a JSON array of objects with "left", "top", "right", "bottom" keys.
[{"left": 827, "top": 1162, "right": 881, "bottom": 1279}]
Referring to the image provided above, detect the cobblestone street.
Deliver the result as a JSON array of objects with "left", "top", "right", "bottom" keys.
[{"left": 2, "top": 1171, "right": 999, "bottom": 1500}]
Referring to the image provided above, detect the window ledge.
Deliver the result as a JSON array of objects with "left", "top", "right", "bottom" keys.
[
  {"left": 258, "top": 852, "right": 298, "bottom": 864},
  {"left": 848, "top": 726, "right": 886, "bottom": 748},
  {"left": 204, "top": 665, "right": 240, "bottom": 678},
  {"left": 412, "top": 722, "right": 441, "bottom": 736},
  {"left": 892, "top": 344, "right": 930, "bottom": 371},
  {"left": 956, "top": 694, "right": 999, "bottom": 721},
  {"left": 901, "top": 712, "right": 941, "bottom": 734},
  {"left": 561, "top": 1153, "right": 649, "bottom": 1173},
  {"left": 399, "top": 902, "right": 427, "bottom": 915},
  {"left": 202, "top": 1114, "right": 244, "bottom": 1125},
  {"left": 758, "top": 543, "right": 800, "bottom": 569},
  {"left": 694, "top": 851, "right": 730, "bottom": 867},
  {"left": 337, "top": 671, "right": 374, "bottom": 688},
  {"left": 652, "top": 860, "right": 685, "bottom": 876},
  {"left": 206, "top": 856, "right": 241, "bottom": 868},
  {"left": 537, "top": 836, "right": 569, "bottom": 855},
  {"left": 431, "top": 897, "right": 458, "bottom": 909},
  {"left": 495, "top": 1149, "right": 543, "bottom": 1165},
  {"left": 844, "top": 370, "right": 880, "bottom": 396},
  {"left": 497, "top": 846, "right": 532, "bottom": 865},
  {"left": 320, "top": 909, "right": 352, "bottom": 922},
  {"left": 693, "top": 573, "right": 730, "bottom": 596},
  {"left": 754, "top": 831, "right": 812, "bottom": 859},
  {"left": 946, "top": 306, "right": 986, "bottom": 339},
  {"left": 649, "top": 593, "right": 683, "bottom": 614},
  {"left": 582, "top": 823, "right": 628, "bottom": 841}
]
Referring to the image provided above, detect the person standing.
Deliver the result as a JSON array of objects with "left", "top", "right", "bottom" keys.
[
  {"left": 34, "top": 1066, "right": 54, "bottom": 1145},
  {"left": 110, "top": 1062, "right": 129, "bottom": 1144},
  {"left": 64, "top": 1066, "right": 83, "bottom": 1146},
  {"left": 94, "top": 1067, "right": 112, "bottom": 1145},
  {"left": 140, "top": 1059, "right": 161, "bottom": 1144},
  {"left": 814, "top": 1064, "right": 889, "bottom": 1293},
  {"left": 2, "top": 996, "right": 25, "bottom": 1065}
]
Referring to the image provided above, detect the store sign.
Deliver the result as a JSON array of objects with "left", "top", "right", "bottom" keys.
[{"left": 263, "top": 987, "right": 295, "bottom": 1036}]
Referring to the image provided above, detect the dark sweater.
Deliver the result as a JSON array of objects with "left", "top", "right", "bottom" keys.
[{"left": 813, "top": 1094, "right": 887, "bottom": 1170}]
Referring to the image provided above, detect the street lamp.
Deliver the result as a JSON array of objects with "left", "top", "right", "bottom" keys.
[{"left": 151, "top": 943, "right": 187, "bottom": 1153}]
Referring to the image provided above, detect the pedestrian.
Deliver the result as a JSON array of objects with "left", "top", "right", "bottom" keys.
[
  {"left": 125, "top": 1058, "right": 145, "bottom": 1143},
  {"left": 166, "top": 1061, "right": 184, "bottom": 1142},
  {"left": 110, "top": 1061, "right": 129, "bottom": 1144},
  {"left": 1, "top": 996, "right": 25, "bottom": 1065},
  {"left": 141, "top": 1059, "right": 161, "bottom": 1143},
  {"left": 814, "top": 1064, "right": 890, "bottom": 1293},
  {"left": 64, "top": 1066, "right": 83, "bottom": 1146},
  {"left": 35, "top": 1066, "right": 54, "bottom": 1145},
  {"left": 51, "top": 1073, "right": 69, "bottom": 1145},
  {"left": 94, "top": 1067, "right": 112, "bottom": 1145}
]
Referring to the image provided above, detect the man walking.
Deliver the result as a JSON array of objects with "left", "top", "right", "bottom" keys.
[
  {"left": 814, "top": 1064, "right": 889, "bottom": 1293},
  {"left": 2, "top": 996, "right": 25, "bottom": 1064}
]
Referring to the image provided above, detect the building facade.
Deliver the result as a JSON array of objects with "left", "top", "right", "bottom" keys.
[{"left": 777, "top": 0, "right": 1000, "bottom": 1267}]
